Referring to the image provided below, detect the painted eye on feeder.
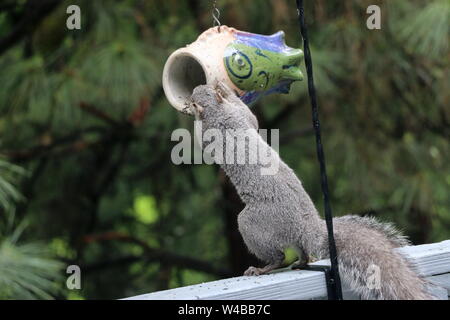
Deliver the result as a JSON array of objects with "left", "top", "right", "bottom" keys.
[
  {"left": 225, "top": 50, "right": 253, "bottom": 80},
  {"left": 234, "top": 54, "right": 245, "bottom": 68}
]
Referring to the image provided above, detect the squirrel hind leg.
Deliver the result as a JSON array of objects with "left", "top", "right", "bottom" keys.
[
  {"left": 238, "top": 207, "right": 286, "bottom": 276},
  {"left": 290, "top": 247, "right": 309, "bottom": 270}
]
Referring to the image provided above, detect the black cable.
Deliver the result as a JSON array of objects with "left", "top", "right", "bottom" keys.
[{"left": 295, "top": 0, "right": 343, "bottom": 300}]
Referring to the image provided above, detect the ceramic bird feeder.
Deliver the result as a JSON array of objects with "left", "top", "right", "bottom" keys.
[{"left": 162, "top": 26, "right": 304, "bottom": 114}]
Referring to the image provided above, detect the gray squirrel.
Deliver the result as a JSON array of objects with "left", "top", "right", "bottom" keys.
[{"left": 188, "top": 82, "right": 434, "bottom": 300}]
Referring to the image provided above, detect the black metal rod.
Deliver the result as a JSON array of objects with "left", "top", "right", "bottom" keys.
[{"left": 295, "top": 0, "right": 343, "bottom": 300}]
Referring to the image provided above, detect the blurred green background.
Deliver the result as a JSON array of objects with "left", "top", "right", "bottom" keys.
[{"left": 0, "top": 0, "right": 448, "bottom": 299}]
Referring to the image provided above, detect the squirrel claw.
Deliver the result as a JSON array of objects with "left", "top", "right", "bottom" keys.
[
  {"left": 189, "top": 102, "right": 203, "bottom": 115},
  {"left": 290, "top": 260, "right": 308, "bottom": 270},
  {"left": 244, "top": 266, "right": 264, "bottom": 276}
]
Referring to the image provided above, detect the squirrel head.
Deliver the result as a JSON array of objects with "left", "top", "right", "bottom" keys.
[
  {"left": 189, "top": 84, "right": 218, "bottom": 115},
  {"left": 191, "top": 84, "right": 216, "bottom": 104}
]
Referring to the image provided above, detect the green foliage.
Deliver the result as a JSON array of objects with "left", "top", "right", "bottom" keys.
[
  {"left": 0, "top": 159, "right": 63, "bottom": 299},
  {"left": 131, "top": 195, "right": 159, "bottom": 225},
  {"left": 397, "top": 0, "right": 449, "bottom": 59},
  {"left": 0, "top": 234, "right": 64, "bottom": 299},
  {"left": 0, "top": 159, "right": 25, "bottom": 210},
  {"left": 0, "top": 0, "right": 448, "bottom": 299},
  {"left": 0, "top": 214, "right": 64, "bottom": 299}
]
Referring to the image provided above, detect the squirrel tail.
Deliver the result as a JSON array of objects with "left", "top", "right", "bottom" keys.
[{"left": 331, "top": 215, "right": 435, "bottom": 300}]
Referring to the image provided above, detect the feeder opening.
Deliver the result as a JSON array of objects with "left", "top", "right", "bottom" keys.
[{"left": 167, "top": 54, "right": 207, "bottom": 108}]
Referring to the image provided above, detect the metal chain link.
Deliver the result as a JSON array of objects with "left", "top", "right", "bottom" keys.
[{"left": 212, "top": 0, "right": 221, "bottom": 28}]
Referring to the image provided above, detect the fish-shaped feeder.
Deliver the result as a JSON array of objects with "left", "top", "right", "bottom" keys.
[{"left": 162, "top": 26, "right": 304, "bottom": 114}]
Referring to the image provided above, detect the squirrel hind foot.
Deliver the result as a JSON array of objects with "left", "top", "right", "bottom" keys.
[
  {"left": 244, "top": 266, "right": 266, "bottom": 276},
  {"left": 244, "top": 262, "right": 283, "bottom": 276},
  {"left": 289, "top": 259, "right": 308, "bottom": 270}
]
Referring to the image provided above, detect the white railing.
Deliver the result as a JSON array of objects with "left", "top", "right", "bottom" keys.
[{"left": 124, "top": 240, "right": 450, "bottom": 300}]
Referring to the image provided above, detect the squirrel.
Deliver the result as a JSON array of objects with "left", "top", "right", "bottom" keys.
[{"left": 188, "top": 82, "right": 434, "bottom": 300}]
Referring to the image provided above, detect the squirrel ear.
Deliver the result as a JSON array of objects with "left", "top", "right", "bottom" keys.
[
  {"left": 215, "top": 91, "right": 224, "bottom": 104},
  {"left": 215, "top": 81, "right": 235, "bottom": 103}
]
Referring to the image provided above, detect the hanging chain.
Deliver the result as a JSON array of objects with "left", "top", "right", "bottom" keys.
[
  {"left": 295, "top": 0, "right": 343, "bottom": 300},
  {"left": 212, "top": 0, "right": 221, "bottom": 28}
]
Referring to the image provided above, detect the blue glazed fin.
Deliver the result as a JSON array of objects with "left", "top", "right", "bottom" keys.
[
  {"left": 235, "top": 30, "right": 293, "bottom": 53},
  {"left": 268, "top": 31, "right": 285, "bottom": 46}
]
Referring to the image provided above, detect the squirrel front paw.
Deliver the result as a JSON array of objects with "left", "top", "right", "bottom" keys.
[{"left": 187, "top": 101, "right": 204, "bottom": 118}]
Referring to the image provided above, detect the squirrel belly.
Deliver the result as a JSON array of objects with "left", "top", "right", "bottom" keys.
[{"left": 189, "top": 83, "right": 434, "bottom": 300}]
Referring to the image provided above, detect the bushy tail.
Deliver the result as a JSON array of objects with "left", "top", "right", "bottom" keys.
[{"left": 332, "top": 215, "right": 434, "bottom": 300}]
